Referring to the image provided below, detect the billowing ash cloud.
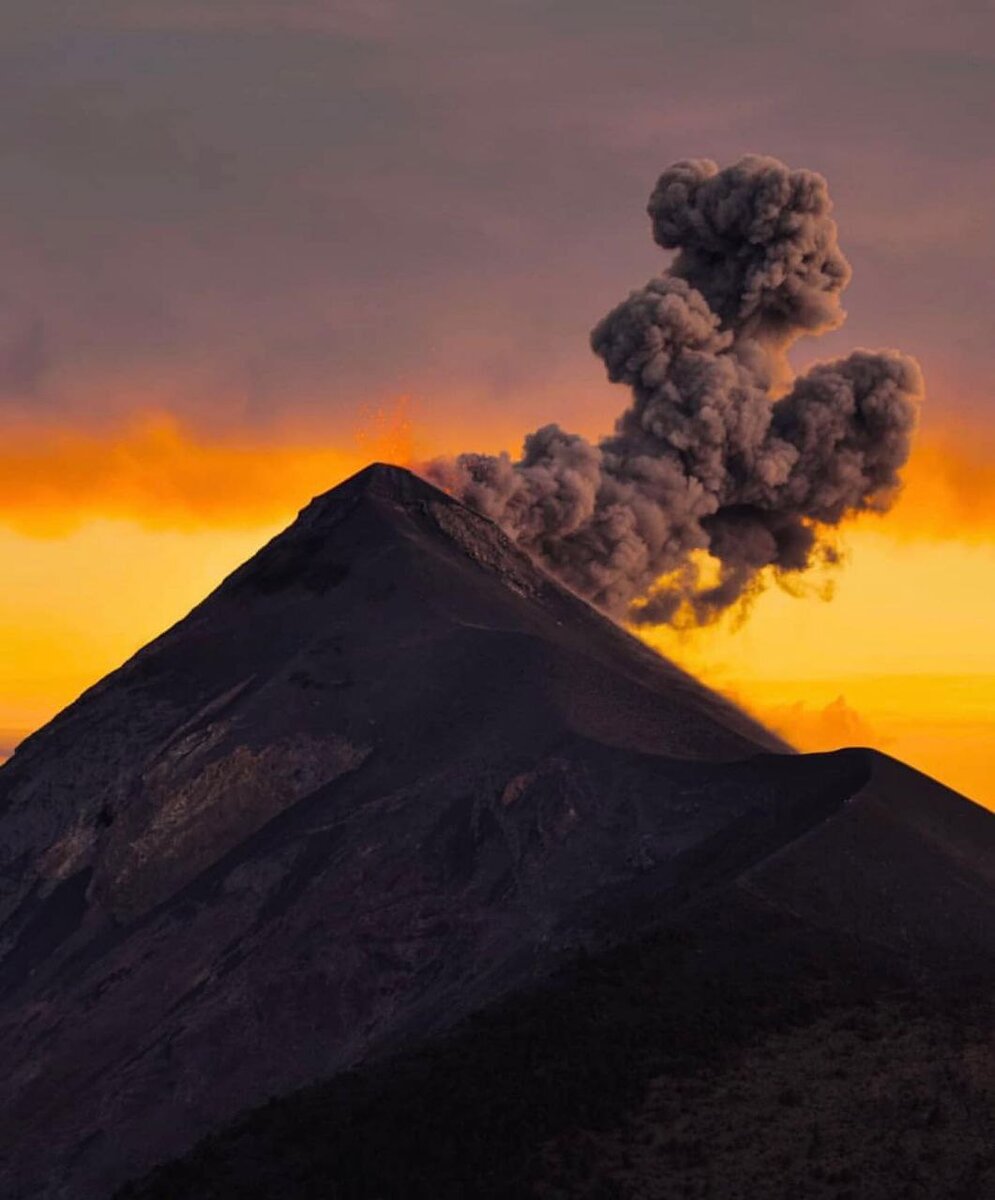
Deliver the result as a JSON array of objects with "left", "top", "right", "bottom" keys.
[{"left": 426, "top": 155, "right": 923, "bottom": 624}]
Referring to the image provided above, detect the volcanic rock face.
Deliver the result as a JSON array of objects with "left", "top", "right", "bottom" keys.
[{"left": 0, "top": 464, "right": 992, "bottom": 1199}]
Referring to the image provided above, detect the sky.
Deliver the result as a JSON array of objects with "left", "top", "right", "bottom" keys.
[{"left": 1, "top": 1, "right": 993, "bottom": 806}]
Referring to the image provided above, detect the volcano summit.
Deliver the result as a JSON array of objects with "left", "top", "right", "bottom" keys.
[{"left": 0, "top": 465, "right": 992, "bottom": 1199}]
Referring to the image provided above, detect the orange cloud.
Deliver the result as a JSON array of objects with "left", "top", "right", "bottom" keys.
[
  {"left": 863, "top": 429, "right": 995, "bottom": 543},
  {"left": 0, "top": 402, "right": 420, "bottom": 536},
  {"left": 705, "top": 673, "right": 995, "bottom": 809},
  {"left": 744, "top": 694, "right": 885, "bottom": 753},
  {"left": 0, "top": 408, "right": 991, "bottom": 548}
]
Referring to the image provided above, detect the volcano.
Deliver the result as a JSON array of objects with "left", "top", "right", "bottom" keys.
[{"left": 0, "top": 464, "right": 992, "bottom": 1199}]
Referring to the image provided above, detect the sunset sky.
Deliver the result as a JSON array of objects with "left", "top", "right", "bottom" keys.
[{"left": 1, "top": 1, "right": 993, "bottom": 807}]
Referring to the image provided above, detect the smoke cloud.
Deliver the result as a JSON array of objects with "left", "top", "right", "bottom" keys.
[{"left": 426, "top": 155, "right": 923, "bottom": 624}]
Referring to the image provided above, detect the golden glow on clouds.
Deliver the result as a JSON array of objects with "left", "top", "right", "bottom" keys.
[
  {"left": 877, "top": 429, "right": 995, "bottom": 543},
  {"left": 0, "top": 415, "right": 991, "bottom": 539},
  {"left": 738, "top": 675, "right": 995, "bottom": 813},
  {"left": 0, "top": 404, "right": 417, "bottom": 536},
  {"left": 0, "top": 415, "right": 992, "bottom": 812},
  {"left": 643, "top": 530, "right": 995, "bottom": 808}
]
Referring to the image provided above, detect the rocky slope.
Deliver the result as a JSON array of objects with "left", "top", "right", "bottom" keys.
[{"left": 0, "top": 464, "right": 992, "bottom": 1198}]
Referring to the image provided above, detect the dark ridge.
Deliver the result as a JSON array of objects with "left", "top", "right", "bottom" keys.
[
  {"left": 219, "top": 464, "right": 457, "bottom": 598},
  {"left": 115, "top": 896, "right": 994, "bottom": 1200},
  {"left": 304, "top": 461, "right": 457, "bottom": 511},
  {"left": 2, "top": 447, "right": 992, "bottom": 1200}
]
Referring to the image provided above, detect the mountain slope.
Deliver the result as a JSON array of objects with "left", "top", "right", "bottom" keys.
[
  {"left": 117, "top": 758, "right": 995, "bottom": 1200},
  {"left": 115, "top": 871, "right": 995, "bottom": 1200},
  {"left": 0, "top": 464, "right": 992, "bottom": 1199}
]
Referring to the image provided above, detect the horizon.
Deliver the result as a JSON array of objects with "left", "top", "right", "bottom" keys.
[
  {"left": 1, "top": 2, "right": 993, "bottom": 809},
  {"left": 2, "top": 454, "right": 994, "bottom": 810}
]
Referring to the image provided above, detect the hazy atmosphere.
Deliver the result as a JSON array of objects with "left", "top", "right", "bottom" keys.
[
  {"left": 2, "top": 0, "right": 993, "bottom": 805},
  {"left": 2, "top": 8, "right": 995, "bottom": 1198}
]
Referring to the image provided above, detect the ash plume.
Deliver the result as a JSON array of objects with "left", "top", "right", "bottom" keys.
[{"left": 426, "top": 155, "right": 923, "bottom": 624}]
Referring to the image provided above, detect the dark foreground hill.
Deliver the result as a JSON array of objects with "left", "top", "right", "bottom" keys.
[
  {"left": 118, "top": 879, "right": 995, "bottom": 1200},
  {"left": 0, "top": 464, "right": 992, "bottom": 1199}
]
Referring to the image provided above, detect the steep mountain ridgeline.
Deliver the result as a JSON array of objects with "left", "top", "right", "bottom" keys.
[{"left": 0, "top": 465, "right": 992, "bottom": 1199}]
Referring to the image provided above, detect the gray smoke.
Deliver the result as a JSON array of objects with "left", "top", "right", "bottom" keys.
[{"left": 426, "top": 155, "right": 923, "bottom": 625}]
